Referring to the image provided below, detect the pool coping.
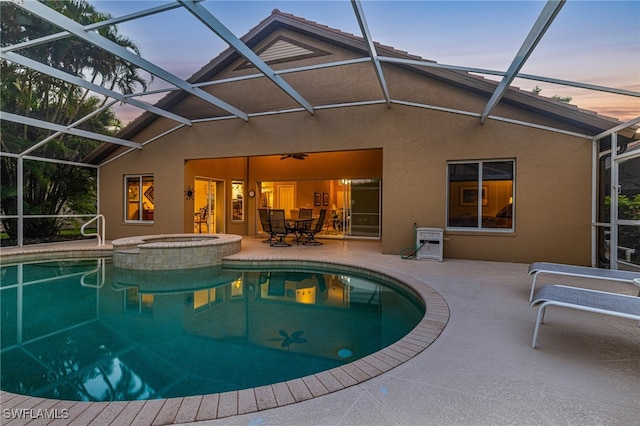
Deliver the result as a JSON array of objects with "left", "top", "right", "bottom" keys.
[{"left": 0, "top": 248, "right": 449, "bottom": 425}]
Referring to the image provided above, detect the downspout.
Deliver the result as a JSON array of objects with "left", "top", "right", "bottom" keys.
[
  {"left": 97, "top": 166, "right": 101, "bottom": 241},
  {"left": 591, "top": 137, "right": 598, "bottom": 267},
  {"left": 610, "top": 132, "right": 619, "bottom": 270},
  {"left": 17, "top": 156, "right": 24, "bottom": 247}
]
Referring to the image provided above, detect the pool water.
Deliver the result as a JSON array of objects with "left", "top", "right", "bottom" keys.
[{"left": 0, "top": 258, "right": 424, "bottom": 402}]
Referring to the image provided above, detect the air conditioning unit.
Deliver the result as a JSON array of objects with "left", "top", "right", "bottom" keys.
[{"left": 416, "top": 227, "right": 444, "bottom": 261}]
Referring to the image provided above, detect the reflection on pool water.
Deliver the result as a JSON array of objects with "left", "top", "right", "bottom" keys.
[{"left": 0, "top": 258, "right": 424, "bottom": 402}]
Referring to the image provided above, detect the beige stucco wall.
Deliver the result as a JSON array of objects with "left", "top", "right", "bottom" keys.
[
  {"left": 98, "top": 25, "right": 593, "bottom": 265},
  {"left": 378, "top": 106, "right": 591, "bottom": 264},
  {"left": 99, "top": 102, "right": 591, "bottom": 265}
]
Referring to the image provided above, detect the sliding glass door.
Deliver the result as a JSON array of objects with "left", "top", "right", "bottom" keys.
[
  {"left": 258, "top": 179, "right": 381, "bottom": 239},
  {"left": 349, "top": 179, "right": 380, "bottom": 238},
  {"left": 194, "top": 177, "right": 225, "bottom": 234}
]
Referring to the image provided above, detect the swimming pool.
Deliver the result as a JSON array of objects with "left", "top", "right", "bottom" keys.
[{"left": 0, "top": 258, "right": 424, "bottom": 402}]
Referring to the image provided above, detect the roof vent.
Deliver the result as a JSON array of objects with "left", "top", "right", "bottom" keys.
[
  {"left": 260, "top": 39, "right": 314, "bottom": 62},
  {"left": 235, "top": 36, "right": 330, "bottom": 70}
]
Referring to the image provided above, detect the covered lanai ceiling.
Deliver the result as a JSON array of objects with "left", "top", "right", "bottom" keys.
[{"left": 1, "top": 0, "right": 639, "bottom": 168}]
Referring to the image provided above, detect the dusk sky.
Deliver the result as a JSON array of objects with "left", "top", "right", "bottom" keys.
[{"left": 90, "top": 1, "right": 640, "bottom": 125}]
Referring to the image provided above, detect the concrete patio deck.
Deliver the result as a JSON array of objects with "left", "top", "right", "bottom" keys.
[{"left": 1, "top": 237, "right": 639, "bottom": 425}]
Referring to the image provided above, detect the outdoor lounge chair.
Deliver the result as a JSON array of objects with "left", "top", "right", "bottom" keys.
[
  {"left": 527, "top": 262, "right": 640, "bottom": 301},
  {"left": 302, "top": 209, "right": 327, "bottom": 245},
  {"left": 529, "top": 284, "right": 640, "bottom": 348},
  {"left": 268, "top": 209, "right": 292, "bottom": 247}
]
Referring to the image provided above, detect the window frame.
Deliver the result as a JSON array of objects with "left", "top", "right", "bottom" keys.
[
  {"left": 231, "top": 180, "right": 244, "bottom": 222},
  {"left": 124, "top": 174, "right": 154, "bottom": 223},
  {"left": 446, "top": 159, "right": 515, "bottom": 232}
]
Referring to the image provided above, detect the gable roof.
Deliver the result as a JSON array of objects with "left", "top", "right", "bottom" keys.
[{"left": 86, "top": 9, "right": 636, "bottom": 164}]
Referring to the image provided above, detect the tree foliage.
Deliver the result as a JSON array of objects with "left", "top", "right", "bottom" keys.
[
  {"left": 604, "top": 194, "right": 640, "bottom": 264},
  {"left": 532, "top": 85, "right": 572, "bottom": 103},
  {"left": 1, "top": 0, "right": 149, "bottom": 242}
]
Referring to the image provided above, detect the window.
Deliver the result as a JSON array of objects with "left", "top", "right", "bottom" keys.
[
  {"left": 124, "top": 288, "right": 153, "bottom": 314},
  {"left": 447, "top": 160, "right": 514, "bottom": 230},
  {"left": 231, "top": 180, "right": 244, "bottom": 222},
  {"left": 125, "top": 175, "right": 154, "bottom": 222},
  {"left": 193, "top": 288, "right": 223, "bottom": 312}
]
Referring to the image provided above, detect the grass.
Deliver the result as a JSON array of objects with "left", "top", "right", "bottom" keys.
[{"left": 1, "top": 229, "right": 96, "bottom": 247}]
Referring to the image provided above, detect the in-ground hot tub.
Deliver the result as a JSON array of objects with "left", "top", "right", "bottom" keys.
[{"left": 112, "top": 233, "right": 242, "bottom": 270}]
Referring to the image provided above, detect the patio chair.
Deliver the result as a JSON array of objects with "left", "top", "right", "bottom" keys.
[
  {"left": 333, "top": 208, "right": 350, "bottom": 232},
  {"left": 195, "top": 207, "right": 208, "bottom": 233},
  {"left": 269, "top": 209, "right": 292, "bottom": 247},
  {"left": 290, "top": 208, "right": 314, "bottom": 244},
  {"left": 298, "top": 208, "right": 313, "bottom": 219},
  {"left": 302, "top": 209, "right": 327, "bottom": 245},
  {"left": 258, "top": 208, "right": 274, "bottom": 244}
]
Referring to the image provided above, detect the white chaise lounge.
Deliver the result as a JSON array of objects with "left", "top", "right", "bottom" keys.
[
  {"left": 527, "top": 262, "right": 640, "bottom": 302},
  {"left": 529, "top": 284, "right": 640, "bottom": 349}
]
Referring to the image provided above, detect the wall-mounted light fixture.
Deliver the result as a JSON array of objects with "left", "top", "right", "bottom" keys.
[{"left": 184, "top": 185, "right": 195, "bottom": 200}]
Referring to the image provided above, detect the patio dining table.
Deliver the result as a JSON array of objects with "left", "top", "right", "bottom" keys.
[{"left": 287, "top": 218, "right": 314, "bottom": 245}]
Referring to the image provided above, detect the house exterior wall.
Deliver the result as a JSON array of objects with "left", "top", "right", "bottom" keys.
[
  {"left": 98, "top": 23, "right": 593, "bottom": 265},
  {"left": 99, "top": 101, "right": 591, "bottom": 265}
]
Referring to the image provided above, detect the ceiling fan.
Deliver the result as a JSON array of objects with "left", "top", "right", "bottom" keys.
[{"left": 280, "top": 153, "right": 308, "bottom": 160}]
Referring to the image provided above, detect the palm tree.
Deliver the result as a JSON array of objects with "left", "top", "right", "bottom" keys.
[{"left": 1, "top": 0, "right": 150, "bottom": 243}]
